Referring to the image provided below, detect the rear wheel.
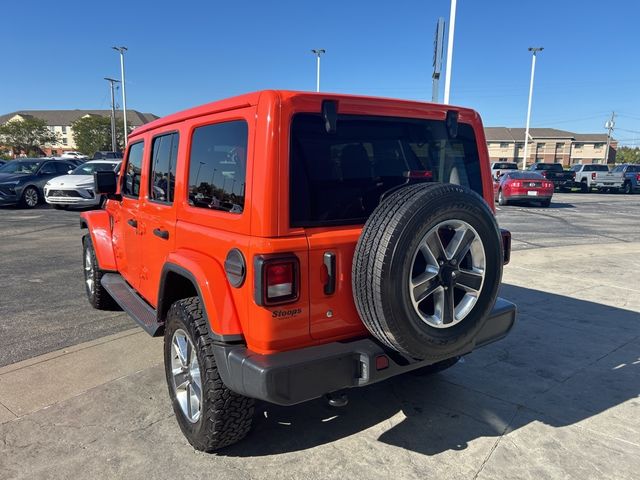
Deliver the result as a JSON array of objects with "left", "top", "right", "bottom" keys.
[
  {"left": 541, "top": 199, "right": 551, "bottom": 208},
  {"left": 352, "top": 183, "right": 502, "bottom": 361},
  {"left": 164, "top": 297, "right": 254, "bottom": 452},
  {"left": 623, "top": 182, "right": 633, "bottom": 195},
  {"left": 20, "top": 186, "right": 39, "bottom": 208},
  {"left": 580, "top": 181, "right": 589, "bottom": 193},
  {"left": 498, "top": 189, "right": 508, "bottom": 206}
]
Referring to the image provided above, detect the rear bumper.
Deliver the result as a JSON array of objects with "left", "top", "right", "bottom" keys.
[
  {"left": 214, "top": 297, "right": 517, "bottom": 406},
  {"left": 507, "top": 194, "right": 552, "bottom": 201}
]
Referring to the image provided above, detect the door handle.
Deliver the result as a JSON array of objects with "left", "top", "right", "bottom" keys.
[
  {"left": 127, "top": 218, "right": 137, "bottom": 228},
  {"left": 153, "top": 228, "right": 169, "bottom": 240},
  {"left": 323, "top": 252, "right": 336, "bottom": 295}
]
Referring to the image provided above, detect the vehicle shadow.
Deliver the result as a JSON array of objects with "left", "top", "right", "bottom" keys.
[{"left": 220, "top": 284, "right": 639, "bottom": 457}]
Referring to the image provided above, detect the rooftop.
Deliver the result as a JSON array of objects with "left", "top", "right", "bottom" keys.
[
  {"left": 485, "top": 127, "right": 610, "bottom": 143},
  {"left": 0, "top": 110, "right": 159, "bottom": 127}
]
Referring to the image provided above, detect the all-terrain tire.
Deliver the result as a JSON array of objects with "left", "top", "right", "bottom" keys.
[
  {"left": 164, "top": 297, "right": 254, "bottom": 452},
  {"left": 82, "top": 234, "right": 119, "bottom": 310},
  {"left": 352, "top": 183, "right": 503, "bottom": 361}
]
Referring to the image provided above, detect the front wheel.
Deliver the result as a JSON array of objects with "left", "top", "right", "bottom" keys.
[
  {"left": 83, "top": 235, "right": 118, "bottom": 310},
  {"left": 164, "top": 297, "right": 254, "bottom": 452},
  {"left": 20, "top": 186, "right": 39, "bottom": 208}
]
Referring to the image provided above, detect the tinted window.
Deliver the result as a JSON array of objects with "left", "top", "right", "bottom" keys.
[
  {"left": 627, "top": 165, "right": 639, "bottom": 173},
  {"left": 0, "top": 161, "right": 40, "bottom": 174},
  {"left": 188, "top": 121, "right": 248, "bottom": 213},
  {"left": 493, "top": 162, "right": 517, "bottom": 170},
  {"left": 290, "top": 114, "right": 482, "bottom": 227},
  {"left": 150, "top": 133, "right": 179, "bottom": 203},
  {"left": 534, "top": 163, "right": 563, "bottom": 171},
  {"left": 54, "top": 162, "right": 71, "bottom": 174},
  {"left": 122, "top": 142, "right": 144, "bottom": 197},
  {"left": 39, "top": 162, "right": 57, "bottom": 174}
]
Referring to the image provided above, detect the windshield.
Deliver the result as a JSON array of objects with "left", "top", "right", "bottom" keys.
[
  {"left": 0, "top": 160, "right": 41, "bottom": 174},
  {"left": 493, "top": 162, "right": 517, "bottom": 170},
  {"left": 290, "top": 114, "right": 482, "bottom": 227},
  {"left": 535, "top": 163, "right": 563, "bottom": 171},
  {"left": 71, "top": 162, "right": 119, "bottom": 175}
]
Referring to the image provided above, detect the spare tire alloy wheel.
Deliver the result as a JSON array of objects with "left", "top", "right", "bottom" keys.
[
  {"left": 353, "top": 183, "right": 502, "bottom": 361},
  {"left": 409, "top": 220, "right": 485, "bottom": 329}
]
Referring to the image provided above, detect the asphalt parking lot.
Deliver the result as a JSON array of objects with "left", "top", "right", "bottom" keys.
[{"left": 0, "top": 193, "right": 639, "bottom": 479}]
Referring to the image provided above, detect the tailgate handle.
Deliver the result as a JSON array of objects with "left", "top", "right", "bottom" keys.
[{"left": 323, "top": 252, "right": 336, "bottom": 295}]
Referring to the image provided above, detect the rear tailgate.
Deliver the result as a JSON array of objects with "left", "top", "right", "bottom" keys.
[
  {"left": 594, "top": 171, "right": 623, "bottom": 186},
  {"left": 306, "top": 227, "right": 367, "bottom": 340}
]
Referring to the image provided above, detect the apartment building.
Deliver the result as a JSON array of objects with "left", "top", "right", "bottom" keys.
[
  {"left": 485, "top": 127, "right": 616, "bottom": 167},
  {"left": 0, "top": 110, "right": 158, "bottom": 156}
]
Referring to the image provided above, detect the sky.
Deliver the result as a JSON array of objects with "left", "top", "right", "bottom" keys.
[{"left": 2, "top": 0, "right": 640, "bottom": 144}]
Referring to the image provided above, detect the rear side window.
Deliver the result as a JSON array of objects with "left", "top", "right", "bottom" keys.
[
  {"left": 290, "top": 114, "right": 483, "bottom": 227},
  {"left": 149, "top": 133, "right": 179, "bottom": 203},
  {"left": 122, "top": 142, "right": 144, "bottom": 197},
  {"left": 188, "top": 120, "right": 248, "bottom": 213}
]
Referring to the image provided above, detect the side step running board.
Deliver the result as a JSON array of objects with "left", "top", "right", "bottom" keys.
[{"left": 101, "top": 273, "right": 163, "bottom": 336}]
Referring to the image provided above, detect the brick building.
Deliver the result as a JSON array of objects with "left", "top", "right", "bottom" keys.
[
  {"left": 485, "top": 127, "right": 616, "bottom": 167},
  {"left": 0, "top": 110, "right": 158, "bottom": 156}
]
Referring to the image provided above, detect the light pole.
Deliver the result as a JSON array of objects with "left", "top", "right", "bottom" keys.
[
  {"left": 443, "top": 0, "right": 457, "bottom": 104},
  {"left": 112, "top": 46, "right": 128, "bottom": 146},
  {"left": 104, "top": 77, "right": 121, "bottom": 152},
  {"left": 311, "top": 49, "right": 325, "bottom": 92},
  {"left": 522, "top": 47, "right": 543, "bottom": 170}
]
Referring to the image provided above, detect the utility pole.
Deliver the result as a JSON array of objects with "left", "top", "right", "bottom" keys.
[
  {"left": 104, "top": 77, "right": 120, "bottom": 152},
  {"left": 432, "top": 18, "right": 445, "bottom": 102},
  {"left": 113, "top": 46, "right": 128, "bottom": 146},
  {"left": 522, "top": 47, "right": 543, "bottom": 170},
  {"left": 311, "top": 49, "right": 325, "bottom": 92},
  {"left": 443, "top": 0, "right": 457, "bottom": 104},
  {"left": 603, "top": 112, "right": 615, "bottom": 164}
]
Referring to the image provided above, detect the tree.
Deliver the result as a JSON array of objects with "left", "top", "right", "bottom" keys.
[
  {"left": 615, "top": 146, "right": 640, "bottom": 164},
  {"left": 71, "top": 115, "right": 130, "bottom": 156},
  {"left": 0, "top": 117, "right": 58, "bottom": 155}
]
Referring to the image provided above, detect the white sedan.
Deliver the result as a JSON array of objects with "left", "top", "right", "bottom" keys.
[{"left": 44, "top": 160, "right": 121, "bottom": 209}]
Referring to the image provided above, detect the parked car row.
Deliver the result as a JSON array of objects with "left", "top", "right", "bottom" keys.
[
  {"left": 490, "top": 162, "right": 640, "bottom": 207},
  {"left": 0, "top": 157, "right": 121, "bottom": 209}
]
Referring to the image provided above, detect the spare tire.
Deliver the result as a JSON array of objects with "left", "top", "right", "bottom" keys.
[{"left": 352, "top": 183, "right": 502, "bottom": 360}]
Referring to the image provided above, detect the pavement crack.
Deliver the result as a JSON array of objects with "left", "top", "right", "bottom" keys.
[{"left": 472, "top": 406, "right": 521, "bottom": 480}]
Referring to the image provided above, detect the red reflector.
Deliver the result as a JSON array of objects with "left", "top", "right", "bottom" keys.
[
  {"left": 592, "top": 172, "right": 596, "bottom": 180},
  {"left": 375, "top": 355, "right": 389, "bottom": 370}
]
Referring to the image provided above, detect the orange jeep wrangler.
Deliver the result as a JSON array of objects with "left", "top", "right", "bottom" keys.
[{"left": 80, "top": 90, "right": 515, "bottom": 451}]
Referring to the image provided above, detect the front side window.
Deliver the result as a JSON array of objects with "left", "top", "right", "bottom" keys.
[
  {"left": 290, "top": 114, "right": 482, "bottom": 227},
  {"left": 149, "top": 133, "right": 179, "bottom": 203},
  {"left": 122, "top": 142, "right": 144, "bottom": 197},
  {"left": 188, "top": 120, "right": 248, "bottom": 213},
  {"left": 39, "top": 162, "right": 57, "bottom": 174}
]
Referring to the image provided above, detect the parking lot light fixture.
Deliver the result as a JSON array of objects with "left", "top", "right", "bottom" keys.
[
  {"left": 311, "top": 49, "right": 326, "bottom": 92},
  {"left": 522, "top": 47, "right": 543, "bottom": 170},
  {"left": 112, "top": 46, "right": 129, "bottom": 147}
]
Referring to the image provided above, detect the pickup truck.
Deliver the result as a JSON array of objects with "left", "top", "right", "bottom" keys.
[
  {"left": 490, "top": 161, "right": 519, "bottom": 180},
  {"left": 592, "top": 164, "right": 640, "bottom": 194},
  {"left": 527, "top": 163, "right": 575, "bottom": 190},
  {"left": 569, "top": 164, "right": 610, "bottom": 192}
]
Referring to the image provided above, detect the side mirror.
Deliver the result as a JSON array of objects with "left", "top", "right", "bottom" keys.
[{"left": 94, "top": 170, "right": 119, "bottom": 198}]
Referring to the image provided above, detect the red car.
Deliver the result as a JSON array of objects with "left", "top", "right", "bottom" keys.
[{"left": 494, "top": 171, "right": 554, "bottom": 207}]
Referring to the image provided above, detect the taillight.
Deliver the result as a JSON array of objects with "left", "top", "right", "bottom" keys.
[
  {"left": 540, "top": 171, "right": 547, "bottom": 177},
  {"left": 591, "top": 172, "right": 596, "bottom": 180},
  {"left": 571, "top": 171, "right": 576, "bottom": 179},
  {"left": 545, "top": 182, "right": 553, "bottom": 188},
  {"left": 254, "top": 255, "right": 300, "bottom": 306},
  {"left": 636, "top": 173, "right": 640, "bottom": 182},
  {"left": 511, "top": 181, "right": 521, "bottom": 187}
]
